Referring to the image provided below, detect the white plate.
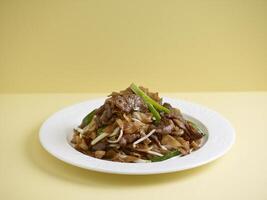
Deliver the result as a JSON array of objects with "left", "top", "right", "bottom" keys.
[{"left": 39, "top": 97, "right": 235, "bottom": 175}]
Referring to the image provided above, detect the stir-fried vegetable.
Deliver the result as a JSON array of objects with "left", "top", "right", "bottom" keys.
[
  {"left": 151, "top": 150, "right": 180, "bottom": 162},
  {"left": 80, "top": 109, "right": 96, "bottom": 128},
  {"left": 130, "top": 83, "right": 170, "bottom": 122},
  {"left": 130, "top": 83, "right": 170, "bottom": 113},
  {"left": 147, "top": 103, "right": 161, "bottom": 123}
]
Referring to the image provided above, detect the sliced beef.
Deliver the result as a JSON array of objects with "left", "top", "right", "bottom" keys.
[
  {"left": 95, "top": 92, "right": 147, "bottom": 126},
  {"left": 185, "top": 122, "right": 203, "bottom": 140},
  {"left": 163, "top": 103, "right": 182, "bottom": 119},
  {"left": 91, "top": 141, "right": 107, "bottom": 151},
  {"left": 114, "top": 95, "right": 132, "bottom": 113},
  {"left": 172, "top": 118, "right": 187, "bottom": 130},
  {"left": 123, "top": 133, "right": 140, "bottom": 143},
  {"left": 173, "top": 117, "right": 203, "bottom": 141},
  {"left": 155, "top": 118, "right": 175, "bottom": 134},
  {"left": 119, "top": 137, "right": 127, "bottom": 147},
  {"left": 114, "top": 94, "right": 147, "bottom": 113}
]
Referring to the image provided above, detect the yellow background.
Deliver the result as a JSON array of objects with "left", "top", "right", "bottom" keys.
[{"left": 0, "top": 0, "right": 266, "bottom": 93}]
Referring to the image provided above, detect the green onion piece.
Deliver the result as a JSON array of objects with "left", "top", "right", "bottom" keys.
[
  {"left": 147, "top": 103, "right": 161, "bottom": 123},
  {"left": 130, "top": 83, "right": 170, "bottom": 113},
  {"left": 151, "top": 150, "right": 180, "bottom": 162},
  {"left": 80, "top": 109, "right": 96, "bottom": 128},
  {"left": 96, "top": 126, "right": 106, "bottom": 136}
]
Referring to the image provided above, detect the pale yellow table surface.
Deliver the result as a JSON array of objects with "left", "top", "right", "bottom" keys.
[{"left": 0, "top": 92, "right": 267, "bottom": 200}]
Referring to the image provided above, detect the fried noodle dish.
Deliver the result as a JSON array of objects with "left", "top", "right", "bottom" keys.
[{"left": 71, "top": 84, "right": 205, "bottom": 163}]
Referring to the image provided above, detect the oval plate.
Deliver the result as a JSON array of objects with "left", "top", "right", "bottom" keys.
[{"left": 39, "top": 97, "right": 235, "bottom": 175}]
